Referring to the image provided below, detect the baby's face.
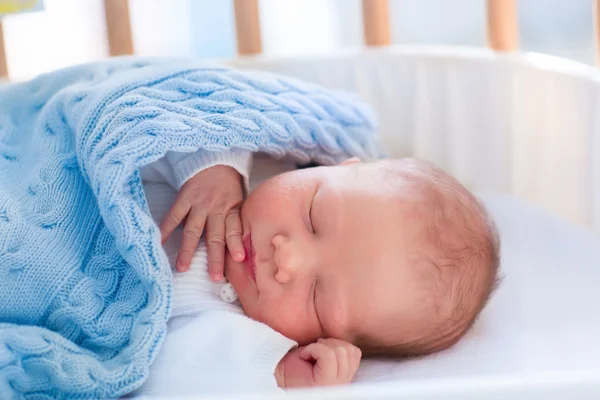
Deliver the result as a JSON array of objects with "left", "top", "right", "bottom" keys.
[{"left": 224, "top": 160, "right": 432, "bottom": 346}]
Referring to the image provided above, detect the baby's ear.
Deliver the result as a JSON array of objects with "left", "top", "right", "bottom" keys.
[{"left": 340, "top": 157, "right": 361, "bottom": 166}]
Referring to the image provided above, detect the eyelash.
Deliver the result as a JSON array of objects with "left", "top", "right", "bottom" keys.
[
  {"left": 308, "top": 198, "right": 315, "bottom": 233},
  {"left": 312, "top": 279, "right": 324, "bottom": 331}
]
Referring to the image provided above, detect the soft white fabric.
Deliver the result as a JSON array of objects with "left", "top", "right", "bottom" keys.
[
  {"left": 139, "top": 148, "right": 253, "bottom": 190},
  {"left": 131, "top": 150, "right": 298, "bottom": 397}
]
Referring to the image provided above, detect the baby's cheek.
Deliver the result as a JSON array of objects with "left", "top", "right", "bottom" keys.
[
  {"left": 262, "top": 301, "right": 318, "bottom": 344},
  {"left": 239, "top": 295, "right": 282, "bottom": 331}
]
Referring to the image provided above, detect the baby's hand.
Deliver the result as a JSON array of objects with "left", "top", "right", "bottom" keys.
[
  {"left": 160, "top": 165, "right": 245, "bottom": 280},
  {"left": 275, "top": 338, "right": 362, "bottom": 389}
]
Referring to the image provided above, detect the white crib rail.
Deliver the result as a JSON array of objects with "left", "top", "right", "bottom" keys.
[{"left": 230, "top": 46, "right": 600, "bottom": 234}]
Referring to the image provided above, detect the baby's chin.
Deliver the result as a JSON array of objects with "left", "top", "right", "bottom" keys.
[{"left": 223, "top": 252, "right": 238, "bottom": 284}]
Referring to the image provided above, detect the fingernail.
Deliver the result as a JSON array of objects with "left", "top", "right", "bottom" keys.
[{"left": 235, "top": 252, "right": 244, "bottom": 262}]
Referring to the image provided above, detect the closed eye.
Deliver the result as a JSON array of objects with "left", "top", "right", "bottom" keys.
[
  {"left": 307, "top": 185, "right": 320, "bottom": 234},
  {"left": 308, "top": 196, "right": 315, "bottom": 233},
  {"left": 312, "top": 279, "right": 324, "bottom": 333}
]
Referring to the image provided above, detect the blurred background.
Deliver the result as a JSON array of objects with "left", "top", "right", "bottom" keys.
[{"left": 0, "top": 0, "right": 596, "bottom": 81}]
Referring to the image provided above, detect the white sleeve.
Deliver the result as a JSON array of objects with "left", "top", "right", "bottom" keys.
[
  {"left": 166, "top": 148, "right": 252, "bottom": 190},
  {"left": 131, "top": 311, "right": 297, "bottom": 398},
  {"left": 139, "top": 148, "right": 252, "bottom": 191}
]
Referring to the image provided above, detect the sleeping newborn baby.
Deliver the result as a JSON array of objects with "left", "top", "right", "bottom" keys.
[{"left": 134, "top": 149, "right": 500, "bottom": 396}]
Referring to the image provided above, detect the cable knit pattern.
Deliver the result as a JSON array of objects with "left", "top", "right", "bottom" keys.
[{"left": 0, "top": 57, "right": 380, "bottom": 399}]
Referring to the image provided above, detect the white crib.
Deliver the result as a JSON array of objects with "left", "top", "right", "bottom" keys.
[{"left": 225, "top": 45, "right": 600, "bottom": 400}]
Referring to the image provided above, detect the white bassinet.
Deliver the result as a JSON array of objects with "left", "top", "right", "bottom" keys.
[{"left": 213, "top": 46, "right": 600, "bottom": 400}]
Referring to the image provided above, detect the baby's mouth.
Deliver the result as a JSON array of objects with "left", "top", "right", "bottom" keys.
[{"left": 243, "top": 234, "right": 257, "bottom": 283}]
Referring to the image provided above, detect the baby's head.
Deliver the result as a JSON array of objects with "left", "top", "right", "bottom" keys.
[{"left": 224, "top": 158, "right": 500, "bottom": 357}]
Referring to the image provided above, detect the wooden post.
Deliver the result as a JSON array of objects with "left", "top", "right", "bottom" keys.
[
  {"left": 103, "top": 0, "right": 134, "bottom": 56},
  {"left": 233, "top": 0, "right": 262, "bottom": 56},
  {"left": 0, "top": 21, "right": 7, "bottom": 79},
  {"left": 487, "top": 0, "right": 518, "bottom": 51},
  {"left": 362, "top": 0, "right": 391, "bottom": 47},
  {"left": 594, "top": 0, "right": 600, "bottom": 62}
]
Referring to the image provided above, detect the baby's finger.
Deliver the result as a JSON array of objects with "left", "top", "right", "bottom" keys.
[
  {"left": 206, "top": 213, "right": 226, "bottom": 282},
  {"left": 332, "top": 345, "right": 349, "bottom": 380},
  {"left": 314, "top": 338, "right": 351, "bottom": 348},
  {"left": 350, "top": 345, "right": 362, "bottom": 363},
  {"left": 177, "top": 209, "right": 207, "bottom": 272},
  {"left": 225, "top": 207, "right": 245, "bottom": 262},
  {"left": 300, "top": 343, "right": 337, "bottom": 383},
  {"left": 348, "top": 347, "right": 362, "bottom": 378},
  {"left": 160, "top": 196, "right": 191, "bottom": 244}
]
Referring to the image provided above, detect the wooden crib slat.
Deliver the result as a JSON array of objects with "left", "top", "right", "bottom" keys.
[
  {"left": 486, "top": 0, "right": 518, "bottom": 51},
  {"left": 594, "top": 0, "right": 600, "bottom": 63},
  {"left": 233, "top": 0, "right": 262, "bottom": 56},
  {"left": 104, "top": 0, "right": 134, "bottom": 56},
  {"left": 0, "top": 21, "right": 7, "bottom": 78},
  {"left": 362, "top": 0, "right": 391, "bottom": 46}
]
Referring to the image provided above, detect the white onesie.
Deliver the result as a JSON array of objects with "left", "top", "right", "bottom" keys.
[{"left": 130, "top": 149, "right": 299, "bottom": 397}]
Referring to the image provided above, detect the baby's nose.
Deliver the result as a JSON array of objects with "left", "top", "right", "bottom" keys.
[{"left": 272, "top": 235, "right": 301, "bottom": 283}]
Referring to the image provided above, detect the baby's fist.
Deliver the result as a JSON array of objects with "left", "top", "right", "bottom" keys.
[{"left": 275, "top": 338, "right": 361, "bottom": 389}]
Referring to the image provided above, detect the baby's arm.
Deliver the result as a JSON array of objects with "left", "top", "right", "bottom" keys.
[
  {"left": 275, "top": 339, "right": 362, "bottom": 388},
  {"left": 132, "top": 311, "right": 297, "bottom": 397}
]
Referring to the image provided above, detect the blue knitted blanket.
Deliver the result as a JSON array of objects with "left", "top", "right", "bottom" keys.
[{"left": 0, "top": 57, "right": 379, "bottom": 398}]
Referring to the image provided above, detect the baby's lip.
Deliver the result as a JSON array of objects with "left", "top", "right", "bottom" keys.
[{"left": 243, "top": 234, "right": 256, "bottom": 283}]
